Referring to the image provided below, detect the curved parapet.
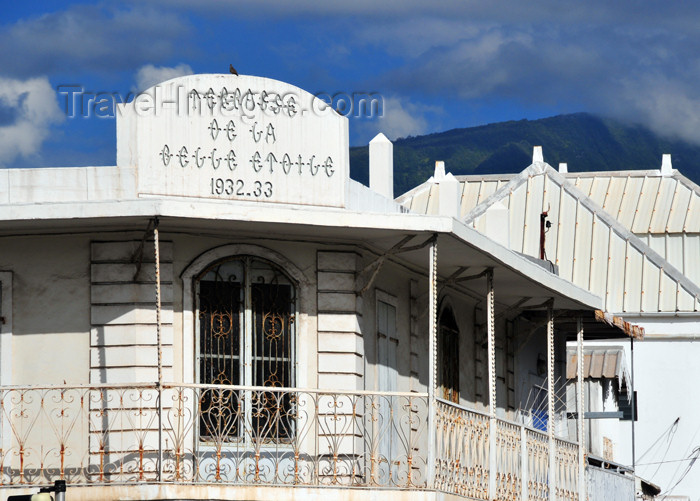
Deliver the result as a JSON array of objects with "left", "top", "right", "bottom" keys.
[{"left": 117, "top": 74, "right": 349, "bottom": 207}]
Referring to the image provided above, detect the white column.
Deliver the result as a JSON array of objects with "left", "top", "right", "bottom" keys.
[
  {"left": 154, "top": 217, "right": 163, "bottom": 481},
  {"left": 427, "top": 236, "right": 438, "bottom": 488},
  {"left": 521, "top": 424, "right": 528, "bottom": 501},
  {"left": 428, "top": 236, "right": 438, "bottom": 398},
  {"left": 487, "top": 269, "right": 497, "bottom": 501},
  {"left": 487, "top": 270, "right": 496, "bottom": 416},
  {"left": 577, "top": 317, "right": 586, "bottom": 501},
  {"left": 547, "top": 303, "right": 556, "bottom": 501}
]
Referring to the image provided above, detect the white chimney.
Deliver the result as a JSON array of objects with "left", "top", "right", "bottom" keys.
[
  {"left": 369, "top": 133, "right": 394, "bottom": 199},
  {"left": 558, "top": 162, "right": 568, "bottom": 173},
  {"left": 433, "top": 160, "right": 446, "bottom": 181},
  {"left": 431, "top": 160, "right": 460, "bottom": 218},
  {"left": 533, "top": 146, "right": 544, "bottom": 163},
  {"left": 660, "top": 154, "right": 673, "bottom": 176}
]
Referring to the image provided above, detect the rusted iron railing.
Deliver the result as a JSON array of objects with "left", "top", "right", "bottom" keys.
[
  {"left": 434, "top": 398, "right": 579, "bottom": 501},
  {"left": 0, "top": 384, "right": 428, "bottom": 488},
  {"left": 495, "top": 419, "right": 521, "bottom": 499},
  {"left": 554, "top": 438, "right": 579, "bottom": 500},
  {"left": 434, "top": 399, "right": 489, "bottom": 499},
  {"left": 0, "top": 385, "right": 580, "bottom": 499},
  {"left": 526, "top": 428, "right": 550, "bottom": 500}
]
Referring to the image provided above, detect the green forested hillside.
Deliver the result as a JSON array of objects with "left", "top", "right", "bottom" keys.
[{"left": 349, "top": 113, "right": 700, "bottom": 196}]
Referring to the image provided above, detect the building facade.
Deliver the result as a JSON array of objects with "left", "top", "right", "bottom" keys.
[
  {"left": 0, "top": 75, "right": 630, "bottom": 500},
  {"left": 399, "top": 150, "right": 700, "bottom": 497}
]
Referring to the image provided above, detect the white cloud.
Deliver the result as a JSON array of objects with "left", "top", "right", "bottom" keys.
[
  {"left": 355, "top": 96, "right": 442, "bottom": 144},
  {"left": 133, "top": 63, "right": 194, "bottom": 92},
  {"left": 374, "top": 21, "right": 700, "bottom": 145},
  {"left": 0, "top": 76, "right": 64, "bottom": 166},
  {"left": 607, "top": 74, "right": 700, "bottom": 145},
  {"left": 354, "top": 19, "right": 484, "bottom": 58}
]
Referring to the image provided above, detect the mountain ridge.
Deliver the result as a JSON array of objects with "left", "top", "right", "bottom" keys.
[{"left": 349, "top": 113, "right": 700, "bottom": 196}]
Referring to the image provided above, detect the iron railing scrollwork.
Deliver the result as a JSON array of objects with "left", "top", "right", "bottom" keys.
[
  {"left": 434, "top": 399, "right": 489, "bottom": 499},
  {"left": 0, "top": 385, "right": 428, "bottom": 489},
  {"left": 0, "top": 384, "right": 580, "bottom": 499},
  {"left": 526, "top": 428, "right": 550, "bottom": 501},
  {"left": 554, "top": 438, "right": 579, "bottom": 501},
  {"left": 495, "top": 419, "right": 521, "bottom": 499},
  {"left": 434, "top": 398, "right": 579, "bottom": 501}
]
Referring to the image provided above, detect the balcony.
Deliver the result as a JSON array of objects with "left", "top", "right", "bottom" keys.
[{"left": 0, "top": 384, "right": 580, "bottom": 500}]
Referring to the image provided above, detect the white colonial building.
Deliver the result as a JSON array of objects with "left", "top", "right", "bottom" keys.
[
  {"left": 0, "top": 74, "right": 637, "bottom": 501},
  {"left": 399, "top": 151, "right": 700, "bottom": 498}
]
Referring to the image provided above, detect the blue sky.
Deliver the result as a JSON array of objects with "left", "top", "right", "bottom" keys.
[{"left": 2, "top": 1, "right": 700, "bottom": 169}]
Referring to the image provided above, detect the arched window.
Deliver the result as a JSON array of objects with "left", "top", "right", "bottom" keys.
[
  {"left": 438, "top": 306, "right": 460, "bottom": 403},
  {"left": 196, "top": 256, "right": 296, "bottom": 441},
  {"left": 197, "top": 256, "right": 296, "bottom": 388}
]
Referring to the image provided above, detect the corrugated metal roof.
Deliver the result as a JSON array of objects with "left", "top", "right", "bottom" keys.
[
  {"left": 563, "top": 170, "right": 700, "bottom": 284},
  {"left": 468, "top": 165, "right": 700, "bottom": 313},
  {"left": 398, "top": 163, "right": 700, "bottom": 313},
  {"left": 565, "top": 170, "right": 700, "bottom": 235},
  {"left": 566, "top": 347, "right": 625, "bottom": 380},
  {"left": 396, "top": 174, "right": 513, "bottom": 217},
  {"left": 402, "top": 163, "right": 700, "bottom": 312},
  {"left": 398, "top": 168, "right": 700, "bottom": 236}
]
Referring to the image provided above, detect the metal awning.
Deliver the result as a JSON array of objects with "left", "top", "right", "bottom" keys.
[
  {"left": 566, "top": 348, "right": 625, "bottom": 380},
  {"left": 0, "top": 196, "right": 604, "bottom": 313},
  {"left": 566, "top": 346, "right": 633, "bottom": 394}
]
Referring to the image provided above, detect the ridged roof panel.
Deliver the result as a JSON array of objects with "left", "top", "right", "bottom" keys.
[
  {"left": 565, "top": 170, "right": 700, "bottom": 235},
  {"left": 457, "top": 165, "right": 700, "bottom": 313}
]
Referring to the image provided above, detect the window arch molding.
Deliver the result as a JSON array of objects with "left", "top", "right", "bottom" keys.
[
  {"left": 181, "top": 244, "right": 311, "bottom": 384},
  {"left": 437, "top": 295, "right": 458, "bottom": 322}
]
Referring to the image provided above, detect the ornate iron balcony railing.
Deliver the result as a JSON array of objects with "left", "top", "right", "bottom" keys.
[
  {"left": 0, "top": 384, "right": 429, "bottom": 488},
  {"left": 0, "top": 384, "right": 579, "bottom": 500},
  {"left": 434, "top": 398, "right": 580, "bottom": 501}
]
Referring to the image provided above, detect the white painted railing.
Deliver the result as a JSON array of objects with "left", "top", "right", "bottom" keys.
[
  {"left": 495, "top": 419, "right": 522, "bottom": 499},
  {"left": 434, "top": 399, "right": 489, "bottom": 499},
  {"left": 0, "top": 385, "right": 581, "bottom": 499},
  {"left": 434, "top": 398, "right": 580, "bottom": 501},
  {"left": 554, "top": 438, "right": 579, "bottom": 500},
  {"left": 526, "top": 428, "right": 550, "bottom": 500}
]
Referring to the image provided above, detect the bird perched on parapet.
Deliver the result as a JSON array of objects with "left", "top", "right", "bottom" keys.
[{"left": 229, "top": 64, "right": 238, "bottom": 75}]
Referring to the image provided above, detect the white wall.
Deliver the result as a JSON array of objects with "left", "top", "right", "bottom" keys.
[
  {"left": 582, "top": 332, "right": 700, "bottom": 499},
  {"left": 633, "top": 338, "right": 700, "bottom": 498},
  {"left": 0, "top": 235, "right": 91, "bottom": 385}
]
